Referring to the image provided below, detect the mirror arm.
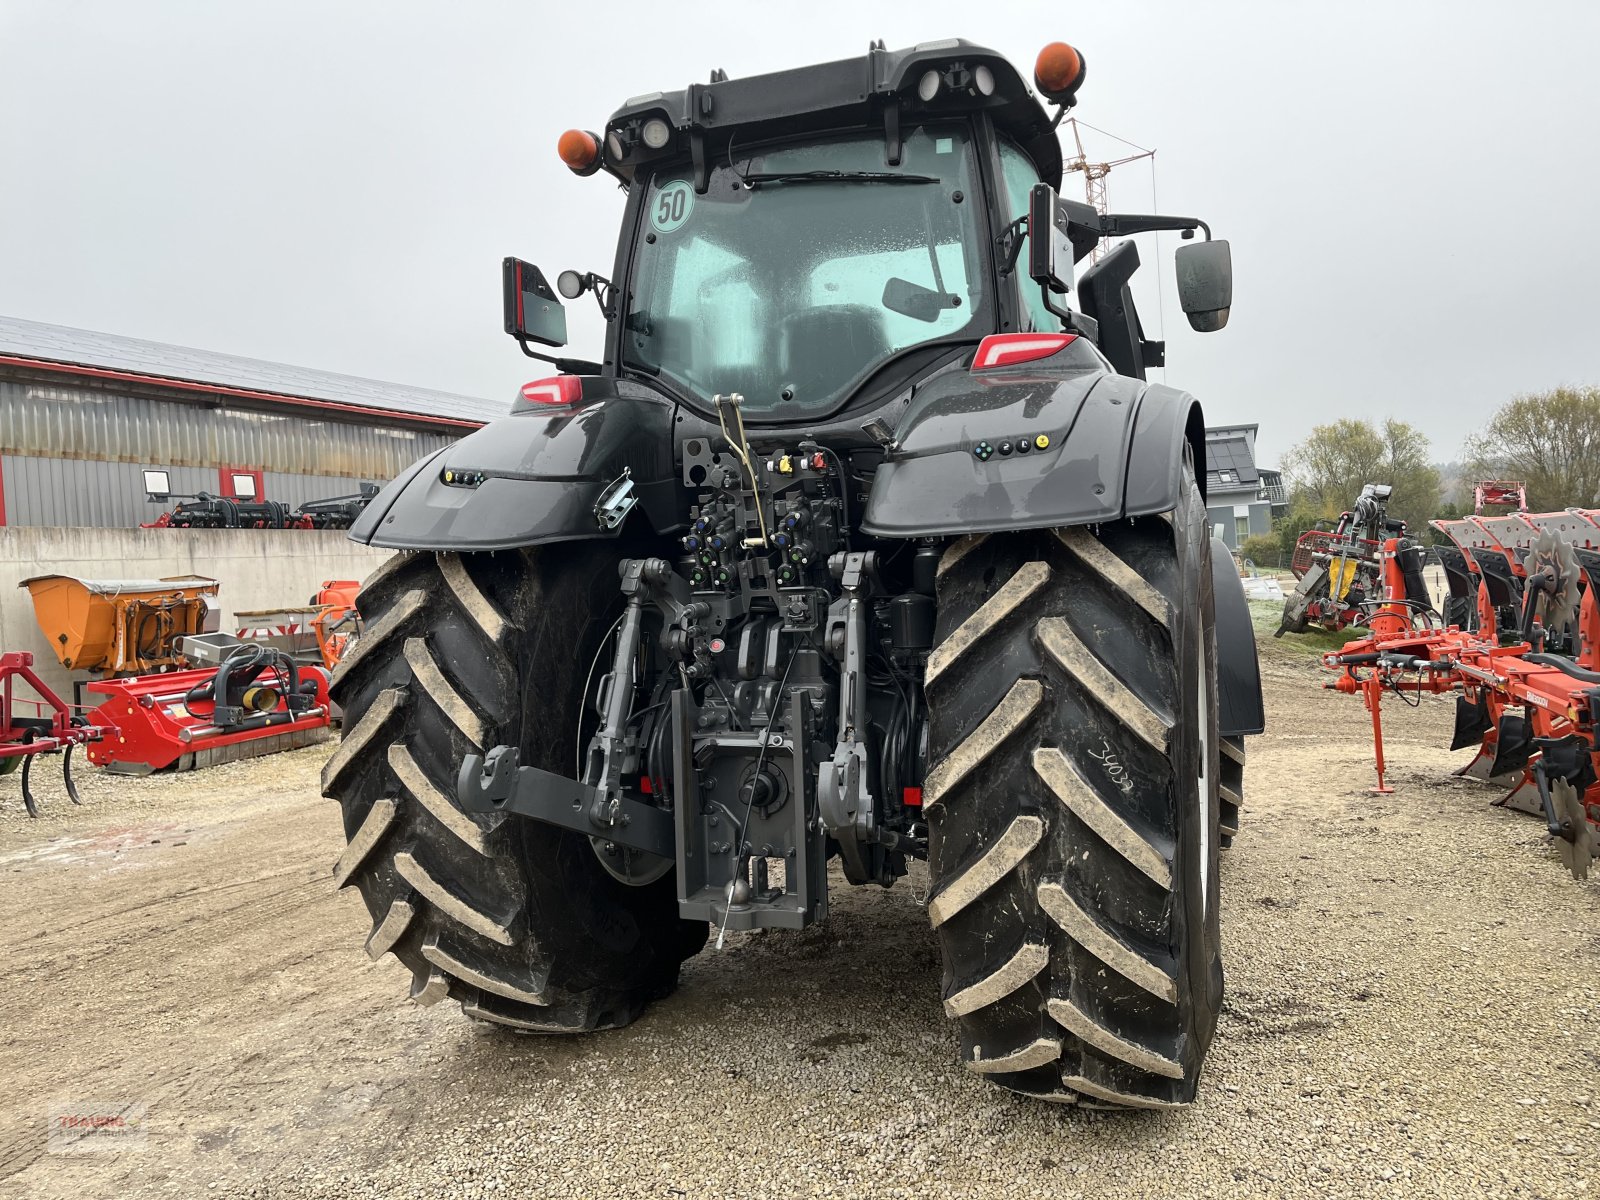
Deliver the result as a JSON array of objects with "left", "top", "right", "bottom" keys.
[
  {"left": 513, "top": 337, "right": 602, "bottom": 375},
  {"left": 995, "top": 216, "right": 1028, "bottom": 278},
  {"left": 1037, "top": 283, "right": 1098, "bottom": 341},
  {"left": 1098, "top": 213, "right": 1212, "bottom": 241},
  {"left": 589, "top": 274, "right": 616, "bottom": 320}
]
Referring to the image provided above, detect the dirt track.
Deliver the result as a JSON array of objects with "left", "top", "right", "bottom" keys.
[{"left": 2, "top": 622, "right": 1598, "bottom": 1199}]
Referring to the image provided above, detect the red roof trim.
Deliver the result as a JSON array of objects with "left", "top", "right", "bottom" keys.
[{"left": 0, "top": 354, "right": 488, "bottom": 431}]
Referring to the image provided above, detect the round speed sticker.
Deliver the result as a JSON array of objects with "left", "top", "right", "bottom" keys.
[{"left": 652, "top": 180, "right": 694, "bottom": 233}]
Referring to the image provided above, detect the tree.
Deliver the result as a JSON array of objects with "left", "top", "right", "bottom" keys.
[
  {"left": 1465, "top": 386, "right": 1600, "bottom": 512},
  {"left": 1270, "top": 497, "right": 1330, "bottom": 565},
  {"left": 1280, "top": 418, "right": 1441, "bottom": 535},
  {"left": 1237, "top": 532, "right": 1280, "bottom": 569}
]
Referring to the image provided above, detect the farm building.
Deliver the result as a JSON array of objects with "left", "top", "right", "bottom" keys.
[
  {"left": 0, "top": 315, "right": 503, "bottom": 529},
  {"left": 1204, "top": 423, "right": 1287, "bottom": 549}
]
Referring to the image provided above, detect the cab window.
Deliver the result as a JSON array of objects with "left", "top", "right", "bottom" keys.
[{"left": 998, "top": 142, "right": 1061, "bottom": 334}]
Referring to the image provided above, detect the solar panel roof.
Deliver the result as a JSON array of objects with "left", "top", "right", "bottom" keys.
[{"left": 1204, "top": 433, "right": 1260, "bottom": 489}]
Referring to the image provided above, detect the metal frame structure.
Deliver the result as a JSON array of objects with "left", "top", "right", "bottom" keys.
[{"left": 0, "top": 651, "right": 104, "bottom": 816}]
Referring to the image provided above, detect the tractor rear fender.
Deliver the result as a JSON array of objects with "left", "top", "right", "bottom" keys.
[
  {"left": 859, "top": 345, "right": 1207, "bottom": 538},
  {"left": 1212, "top": 535, "right": 1266, "bottom": 737},
  {"left": 348, "top": 381, "right": 678, "bottom": 552}
]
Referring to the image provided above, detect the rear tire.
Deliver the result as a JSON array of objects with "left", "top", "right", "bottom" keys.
[
  {"left": 924, "top": 473, "right": 1222, "bottom": 1108},
  {"left": 322, "top": 544, "right": 705, "bottom": 1032}
]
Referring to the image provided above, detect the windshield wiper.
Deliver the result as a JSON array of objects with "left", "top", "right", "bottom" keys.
[{"left": 740, "top": 169, "right": 940, "bottom": 187}]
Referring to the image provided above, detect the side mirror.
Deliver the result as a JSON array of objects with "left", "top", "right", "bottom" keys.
[
  {"left": 501, "top": 257, "right": 568, "bottom": 348},
  {"left": 143, "top": 469, "right": 171, "bottom": 502},
  {"left": 1175, "top": 240, "right": 1232, "bottom": 332}
]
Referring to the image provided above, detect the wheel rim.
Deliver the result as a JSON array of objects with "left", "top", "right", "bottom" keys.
[
  {"left": 590, "top": 835, "right": 673, "bottom": 886},
  {"left": 578, "top": 615, "right": 673, "bottom": 888}
]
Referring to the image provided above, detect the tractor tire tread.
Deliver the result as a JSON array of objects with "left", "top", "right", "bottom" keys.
[
  {"left": 324, "top": 546, "right": 701, "bottom": 1037},
  {"left": 925, "top": 491, "right": 1221, "bottom": 1109}
]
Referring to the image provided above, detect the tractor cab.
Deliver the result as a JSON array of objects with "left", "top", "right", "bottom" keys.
[{"left": 503, "top": 39, "right": 1232, "bottom": 426}]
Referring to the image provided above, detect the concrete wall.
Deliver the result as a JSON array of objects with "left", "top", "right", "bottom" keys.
[{"left": 0, "top": 526, "right": 393, "bottom": 698}]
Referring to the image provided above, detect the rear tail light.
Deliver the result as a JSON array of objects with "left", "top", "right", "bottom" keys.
[
  {"left": 519, "top": 375, "right": 583, "bottom": 408},
  {"left": 972, "top": 333, "right": 1077, "bottom": 371}
]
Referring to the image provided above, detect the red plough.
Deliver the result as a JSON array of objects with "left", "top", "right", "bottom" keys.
[
  {"left": 1, "top": 652, "right": 105, "bottom": 817},
  {"left": 1322, "top": 512, "right": 1600, "bottom": 877}
]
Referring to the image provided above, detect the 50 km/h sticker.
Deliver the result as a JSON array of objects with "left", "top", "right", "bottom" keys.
[{"left": 652, "top": 180, "right": 694, "bottom": 233}]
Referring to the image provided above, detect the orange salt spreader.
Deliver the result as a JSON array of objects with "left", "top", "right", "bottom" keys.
[{"left": 18, "top": 574, "right": 221, "bottom": 675}]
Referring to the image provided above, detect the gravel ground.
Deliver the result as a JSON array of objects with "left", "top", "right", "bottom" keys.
[{"left": 1, "top": 621, "right": 1597, "bottom": 1199}]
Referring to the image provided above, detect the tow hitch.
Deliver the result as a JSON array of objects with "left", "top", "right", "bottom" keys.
[{"left": 457, "top": 744, "right": 675, "bottom": 860}]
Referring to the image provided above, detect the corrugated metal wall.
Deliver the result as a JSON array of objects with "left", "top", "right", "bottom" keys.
[
  {"left": 0, "top": 378, "right": 459, "bottom": 528},
  {"left": 0, "top": 456, "right": 377, "bottom": 528},
  {"left": 0, "top": 379, "right": 455, "bottom": 476}
]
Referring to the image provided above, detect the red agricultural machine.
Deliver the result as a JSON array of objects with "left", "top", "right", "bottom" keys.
[
  {"left": 4, "top": 577, "right": 362, "bottom": 811},
  {"left": 309, "top": 580, "right": 361, "bottom": 671},
  {"left": 1474, "top": 479, "right": 1529, "bottom": 515},
  {"left": 1278, "top": 483, "right": 1422, "bottom": 636},
  {"left": 139, "top": 470, "right": 380, "bottom": 530},
  {"left": 0, "top": 652, "right": 104, "bottom": 816},
  {"left": 1321, "top": 508, "right": 1600, "bottom": 878},
  {"left": 77, "top": 580, "right": 359, "bottom": 774},
  {"left": 84, "top": 647, "right": 332, "bottom": 774}
]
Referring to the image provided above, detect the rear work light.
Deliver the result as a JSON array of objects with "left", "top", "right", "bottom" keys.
[
  {"left": 519, "top": 375, "right": 583, "bottom": 407},
  {"left": 971, "top": 333, "right": 1077, "bottom": 371}
]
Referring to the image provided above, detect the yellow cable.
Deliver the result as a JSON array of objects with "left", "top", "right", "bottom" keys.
[{"left": 715, "top": 394, "right": 770, "bottom": 549}]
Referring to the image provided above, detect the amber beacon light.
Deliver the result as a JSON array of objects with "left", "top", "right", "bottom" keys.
[
  {"left": 557, "top": 128, "right": 601, "bottom": 174},
  {"left": 1033, "top": 41, "right": 1086, "bottom": 103}
]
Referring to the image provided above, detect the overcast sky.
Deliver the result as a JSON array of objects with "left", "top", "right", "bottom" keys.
[{"left": 4, "top": 1, "right": 1598, "bottom": 467}]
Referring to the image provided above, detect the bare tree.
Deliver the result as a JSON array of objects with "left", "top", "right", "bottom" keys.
[
  {"left": 1466, "top": 386, "right": 1600, "bottom": 511},
  {"left": 1281, "top": 418, "right": 1440, "bottom": 533}
]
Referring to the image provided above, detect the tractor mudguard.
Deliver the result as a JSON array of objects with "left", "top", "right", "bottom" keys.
[
  {"left": 859, "top": 344, "right": 1204, "bottom": 537},
  {"left": 1212, "top": 535, "right": 1265, "bottom": 737},
  {"left": 348, "top": 381, "right": 679, "bottom": 552}
]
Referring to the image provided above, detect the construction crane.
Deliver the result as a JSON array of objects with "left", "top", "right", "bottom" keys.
[{"left": 1063, "top": 117, "right": 1155, "bottom": 263}]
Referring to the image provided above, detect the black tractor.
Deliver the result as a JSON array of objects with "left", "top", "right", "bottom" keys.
[{"left": 325, "top": 37, "right": 1263, "bottom": 1109}]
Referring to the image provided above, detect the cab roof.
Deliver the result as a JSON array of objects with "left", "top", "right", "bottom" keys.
[{"left": 600, "top": 39, "right": 1063, "bottom": 190}]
